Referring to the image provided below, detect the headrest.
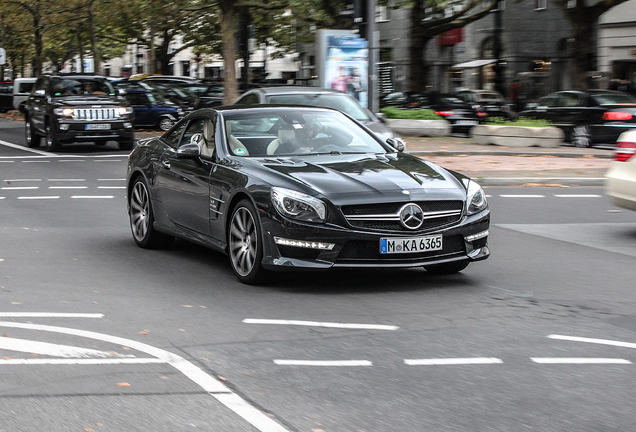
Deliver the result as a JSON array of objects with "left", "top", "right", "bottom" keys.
[{"left": 278, "top": 128, "right": 295, "bottom": 145}]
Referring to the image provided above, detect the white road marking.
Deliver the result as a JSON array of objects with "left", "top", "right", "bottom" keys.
[
  {"left": 499, "top": 195, "right": 545, "bottom": 198},
  {"left": 3, "top": 179, "right": 42, "bottom": 182},
  {"left": 243, "top": 318, "right": 399, "bottom": 330},
  {"left": 70, "top": 195, "right": 114, "bottom": 199},
  {"left": 0, "top": 312, "right": 103, "bottom": 318},
  {"left": 0, "top": 321, "right": 290, "bottom": 432},
  {"left": 0, "top": 161, "right": 15, "bottom": 163},
  {"left": 531, "top": 358, "right": 631, "bottom": 364},
  {"left": 0, "top": 337, "right": 134, "bottom": 358},
  {"left": 549, "top": 334, "right": 636, "bottom": 349},
  {"left": 405, "top": 357, "right": 503, "bottom": 366},
  {"left": 274, "top": 360, "right": 373, "bottom": 366},
  {"left": 97, "top": 186, "right": 126, "bottom": 189},
  {"left": 0, "top": 139, "right": 55, "bottom": 156},
  {"left": 58, "top": 160, "right": 85, "bottom": 162},
  {"left": 553, "top": 195, "right": 602, "bottom": 198},
  {"left": 22, "top": 160, "right": 51, "bottom": 163},
  {"left": 0, "top": 358, "right": 165, "bottom": 365},
  {"left": 17, "top": 196, "right": 60, "bottom": 200},
  {"left": 48, "top": 179, "right": 86, "bottom": 182},
  {"left": 94, "top": 159, "right": 124, "bottom": 162},
  {"left": 0, "top": 197, "right": 5, "bottom": 200},
  {"left": 49, "top": 186, "right": 88, "bottom": 189},
  {"left": 1, "top": 186, "right": 39, "bottom": 190},
  {"left": 98, "top": 178, "right": 126, "bottom": 181}
]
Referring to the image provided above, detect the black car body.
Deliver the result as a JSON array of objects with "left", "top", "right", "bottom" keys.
[
  {"left": 399, "top": 92, "right": 487, "bottom": 134},
  {"left": 456, "top": 89, "right": 513, "bottom": 119},
  {"left": 24, "top": 74, "right": 134, "bottom": 150},
  {"left": 187, "top": 83, "right": 224, "bottom": 110},
  {"left": 234, "top": 86, "right": 401, "bottom": 144},
  {"left": 139, "top": 80, "right": 198, "bottom": 111},
  {"left": 519, "top": 90, "right": 636, "bottom": 147},
  {"left": 126, "top": 106, "right": 490, "bottom": 284},
  {"left": 124, "top": 90, "right": 183, "bottom": 131},
  {"left": 0, "top": 82, "right": 13, "bottom": 112}
]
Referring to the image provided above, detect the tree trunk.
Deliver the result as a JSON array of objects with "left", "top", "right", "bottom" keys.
[
  {"left": 565, "top": 10, "right": 597, "bottom": 90},
  {"left": 220, "top": 0, "right": 238, "bottom": 104},
  {"left": 408, "top": 0, "right": 431, "bottom": 92},
  {"left": 88, "top": 0, "right": 100, "bottom": 74},
  {"left": 32, "top": 8, "right": 42, "bottom": 76}
]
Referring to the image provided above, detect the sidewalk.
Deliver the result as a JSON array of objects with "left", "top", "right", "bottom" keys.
[{"left": 403, "top": 135, "right": 612, "bottom": 186}]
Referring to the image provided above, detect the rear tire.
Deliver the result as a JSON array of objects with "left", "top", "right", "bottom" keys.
[
  {"left": 424, "top": 260, "right": 470, "bottom": 274},
  {"left": 571, "top": 125, "right": 591, "bottom": 148},
  {"left": 129, "top": 177, "right": 174, "bottom": 249},
  {"left": 157, "top": 116, "right": 175, "bottom": 132}
]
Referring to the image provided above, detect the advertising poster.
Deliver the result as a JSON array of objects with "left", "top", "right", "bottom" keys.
[{"left": 325, "top": 36, "right": 369, "bottom": 107}]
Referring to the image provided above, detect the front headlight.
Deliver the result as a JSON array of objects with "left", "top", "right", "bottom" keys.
[
  {"left": 271, "top": 187, "right": 326, "bottom": 223},
  {"left": 54, "top": 108, "right": 74, "bottom": 117},
  {"left": 117, "top": 107, "right": 133, "bottom": 116},
  {"left": 466, "top": 180, "right": 487, "bottom": 215}
]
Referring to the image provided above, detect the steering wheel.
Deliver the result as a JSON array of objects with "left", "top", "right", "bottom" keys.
[{"left": 315, "top": 144, "right": 343, "bottom": 153}]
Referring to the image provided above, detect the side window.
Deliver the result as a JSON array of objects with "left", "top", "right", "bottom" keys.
[
  {"left": 178, "top": 118, "right": 205, "bottom": 148},
  {"left": 236, "top": 93, "right": 259, "bottom": 105},
  {"left": 162, "top": 120, "right": 188, "bottom": 149},
  {"left": 126, "top": 93, "right": 149, "bottom": 105},
  {"left": 559, "top": 93, "right": 580, "bottom": 107}
]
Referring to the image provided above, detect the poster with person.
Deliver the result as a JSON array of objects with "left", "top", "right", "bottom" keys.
[{"left": 325, "top": 36, "right": 369, "bottom": 107}]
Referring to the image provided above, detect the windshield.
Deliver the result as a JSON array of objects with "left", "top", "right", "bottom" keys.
[
  {"left": 265, "top": 93, "right": 371, "bottom": 121},
  {"left": 223, "top": 109, "right": 386, "bottom": 157},
  {"left": 592, "top": 92, "right": 636, "bottom": 106},
  {"left": 50, "top": 78, "right": 115, "bottom": 97}
]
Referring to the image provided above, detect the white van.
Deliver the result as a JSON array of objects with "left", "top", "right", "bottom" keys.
[{"left": 13, "top": 77, "right": 36, "bottom": 112}]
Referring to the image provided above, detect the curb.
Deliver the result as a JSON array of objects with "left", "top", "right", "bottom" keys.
[{"left": 474, "top": 177, "right": 606, "bottom": 187}]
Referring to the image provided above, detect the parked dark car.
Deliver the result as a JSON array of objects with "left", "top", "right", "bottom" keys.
[
  {"left": 456, "top": 89, "right": 513, "bottom": 119},
  {"left": 0, "top": 81, "right": 13, "bottom": 112},
  {"left": 139, "top": 79, "right": 199, "bottom": 111},
  {"left": 398, "top": 92, "right": 487, "bottom": 134},
  {"left": 519, "top": 90, "right": 636, "bottom": 147},
  {"left": 234, "top": 86, "right": 402, "bottom": 145},
  {"left": 124, "top": 90, "right": 183, "bottom": 131},
  {"left": 126, "top": 106, "right": 490, "bottom": 284},
  {"left": 187, "top": 83, "right": 224, "bottom": 109},
  {"left": 24, "top": 74, "right": 134, "bottom": 150},
  {"left": 139, "top": 75, "right": 201, "bottom": 86}
]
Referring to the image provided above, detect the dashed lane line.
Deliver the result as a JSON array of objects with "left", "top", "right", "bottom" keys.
[
  {"left": 17, "top": 196, "right": 60, "bottom": 200},
  {"left": 1, "top": 186, "right": 39, "bottom": 190},
  {"left": 0, "top": 358, "right": 166, "bottom": 365},
  {"left": 0, "top": 312, "right": 103, "bottom": 318},
  {"left": 531, "top": 358, "right": 631, "bottom": 364},
  {"left": 70, "top": 195, "right": 115, "bottom": 199},
  {"left": 549, "top": 334, "right": 636, "bottom": 349},
  {"left": 49, "top": 186, "right": 88, "bottom": 189},
  {"left": 274, "top": 360, "right": 373, "bottom": 366},
  {"left": 243, "top": 318, "right": 399, "bottom": 330},
  {"left": 405, "top": 358, "right": 503, "bottom": 366}
]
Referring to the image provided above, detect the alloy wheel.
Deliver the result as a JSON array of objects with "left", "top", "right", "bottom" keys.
[
  {"left": 229, "top": 207, "right": 258, "bottom": 277},
  {"left": 130, "top": 180, "right": 150, "bottom": 243},
  {"left": 572, "top": 125, "right": 591, "bottom": 148}
]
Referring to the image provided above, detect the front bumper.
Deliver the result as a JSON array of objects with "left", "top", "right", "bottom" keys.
[
  {"left": 259, "top": 209, "right": 490, "bottom": 271},
  {"left": 53, "top": 117, "right": 134, "bottom": 143}
]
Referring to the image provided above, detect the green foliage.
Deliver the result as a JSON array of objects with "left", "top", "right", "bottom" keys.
[
  {"left": 380, "top": 107, "right": 443, "bottom": 120},
  {"left": 486, "top": 117, "right": 554, "bottom": 127}
]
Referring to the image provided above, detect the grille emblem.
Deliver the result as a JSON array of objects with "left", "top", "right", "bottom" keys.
[{"left": 399, "top": 203, "right": 424, "bottom": 230}]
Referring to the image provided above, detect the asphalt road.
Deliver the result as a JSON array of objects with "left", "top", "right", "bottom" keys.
[{"left": 1, "top": 117, "right": 636, "bottom": 432}]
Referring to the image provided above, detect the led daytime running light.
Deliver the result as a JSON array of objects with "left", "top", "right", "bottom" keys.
[{"left": 274, "top": 237, "right": 335, "bottom": 250}]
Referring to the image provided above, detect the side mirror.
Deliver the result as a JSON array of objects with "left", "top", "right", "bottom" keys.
[
  {"left": 34, "top": 89, "right": 45, "bottom": 96},
  {"left": 376, "top": 112, "right": 387, "bottom": 123},
  {"left": 386, "top": 137, "right": 405, "bottom": 152},
  {"left": 176, "top": 143, "right": 201, "bottom": 159}
]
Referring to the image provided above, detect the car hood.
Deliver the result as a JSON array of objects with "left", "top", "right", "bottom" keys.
[
  {"left": 360, "top": 120, "right": 395, "bottom": 140},
  {"left": 53, "top": 96, "right": 126, "bottom": 107},
  {"left": 251, "top": 153, "right": 467, "bottom": 204}
]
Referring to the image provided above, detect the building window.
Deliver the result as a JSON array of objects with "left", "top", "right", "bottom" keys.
[
  {"left": 182, "top": 61, "right": 190, "bottom": 77},
  {"left": 535, "top": 0, "right": 547, "bottom": 10},
  {"left": 376, "top": 6, "right": 389, "bottom": 22}
]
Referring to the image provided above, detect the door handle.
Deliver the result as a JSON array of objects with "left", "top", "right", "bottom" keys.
[{"left": 161, "top": 159, "right": 171, "bottom": 169}]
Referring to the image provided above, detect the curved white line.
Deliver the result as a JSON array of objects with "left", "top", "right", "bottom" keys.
[
  {"left": 549, "top": 334, "right": 636, "bottom": 349},
  {"left": 0, "top": 321, "right": 290, "bottom": 432}
]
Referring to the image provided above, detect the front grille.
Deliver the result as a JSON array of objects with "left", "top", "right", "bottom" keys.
[
  {"left": 72, "top": 108, "right": 119, "bottom": 120},
  {"left": 337, "top": 235, "right": 465, "bottom": 262},
  {"left": 341, "top": 200, "right": 464, "bottom": 232}
]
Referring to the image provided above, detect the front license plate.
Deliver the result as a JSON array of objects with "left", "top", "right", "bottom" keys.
[
  {"left": 380, "top": 235, "right": 443, "bottom": 254},
  {"left": 85, "top": 124, "right": 111, "bottom": 130},
  {"left": 455, "top": 120, "right": 478, "bottom": 126}
]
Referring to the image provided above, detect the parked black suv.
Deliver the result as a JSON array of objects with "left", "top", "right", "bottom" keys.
[{"left": 24, "top": 74, "right": 135, "bottom": 150}]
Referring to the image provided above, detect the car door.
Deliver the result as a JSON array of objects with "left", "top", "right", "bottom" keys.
[
  {"left": 126, "top": 92, "right": 151, "bottom": 126},
  {"left": 154, "top": 117, "right": 215, "bottom": 237},
  {"left": 553, "top": 92, "right": 585, "bottom": 134},
  {"left": 28, "top": 77, "right": 48, "bottom": 133}
]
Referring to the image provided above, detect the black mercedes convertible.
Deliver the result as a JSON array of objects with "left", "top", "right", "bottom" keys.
[{"left": 126, "top": 106, "right": 490, "bottom": 284}]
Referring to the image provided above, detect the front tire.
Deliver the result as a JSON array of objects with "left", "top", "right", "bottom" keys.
[
  {"left": 25, "top": 121, "right": 42, "bottom": 148},
  {"left": 571, "top": 125, "right": 591, "bottom": 148},
  {"left": 228, "top": 199, "right": 269, "bottom": 284},
  {"left": 129, "top": 177, "right": 174, "bottom": 249},
  {"left": 424, "top": 260, "right": 470, "bottom": 274},
  {"left": 45, "top": 123, "right": 61, "bottom": 151}
]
